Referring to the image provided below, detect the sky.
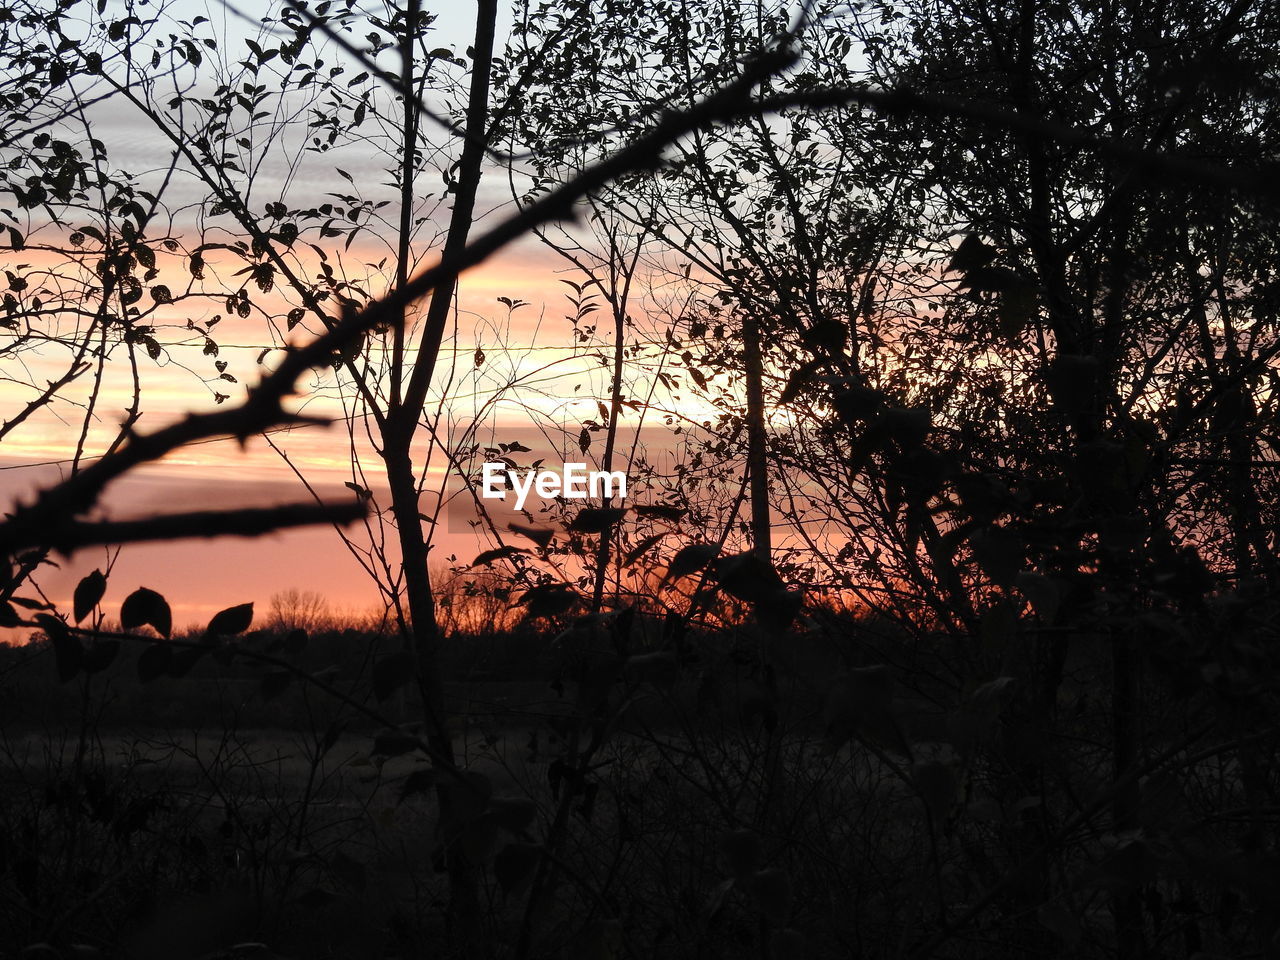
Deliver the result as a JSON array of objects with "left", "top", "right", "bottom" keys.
[
  {"left": 0, "top": 0, "right": 695, "bottom": 630},
  {"left": 0, "top": 0, "right": 913, "bottom": 636}
]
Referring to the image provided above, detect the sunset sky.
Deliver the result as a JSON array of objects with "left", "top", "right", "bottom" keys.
[{"left": 0, "top": 0, "right": 712, "bottom": 629}]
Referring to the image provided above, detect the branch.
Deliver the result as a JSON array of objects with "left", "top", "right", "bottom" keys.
[
  {"left": 47, "top": 501, "right": 368, "bottom": 555},
  {"left": 0, "top": 43, "right": 799, "bottom": 557},
  {"left": 761, "top": 85, "right": 1280, "bottom": 202}
]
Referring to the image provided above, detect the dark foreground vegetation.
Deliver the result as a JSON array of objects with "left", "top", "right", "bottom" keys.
[{"left": 4, "top": 0, "right": 1280, "bottom": 957}]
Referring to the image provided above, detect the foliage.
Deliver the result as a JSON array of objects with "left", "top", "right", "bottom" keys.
[{"left": 4, "top": 0, "right": 1280, "bottom": 958}]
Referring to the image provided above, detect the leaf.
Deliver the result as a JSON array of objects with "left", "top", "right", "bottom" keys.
[
  {"left": 519, "top": 583, "right": 579, "bottom": 619},
  {"left": 120, "top": 587, "right": 172, "bottom": 637},
  {"left": 958, "top": 264, "right": 1029, "bottom": 293},
  {"left": 470, "top": 546, "right": 528, "bottom": 567},
  {"left": 206, "top": 602, "right": 253, "bottom": 636},
  {"left": 494, "top": 842, "right": 541, "bottom": 895},
  {"left": 344, "top": 481, "right": 372, "bottom": 501},
  {"left": 946, "top": 233, "right": 997, "bottom": 274},
  {"left": 507, "top": 522, "right": 554, "bottom": 548},
  {"left": 578, "top": 427, "right": 591, "bottom": 453},
  {"left": 665, "top": 543, "right": 720, "bottom": 580},
  {"left": 373, "top": 649, "right": 416, "bottom": 700},
  {"left": 38, "top": 615, "right": 81, "bottom": 682},
  {"left": 633, "top": 503, "right": 686, "bottom": 522},
  {"left": 627, "top": 536, "right": 675, "bottom": 577},
  {"left": 136, "top": 643, "right": 172, "bottom": 682},
  {"left": 714, "top": 551, "right": 784, "bottom": 601},
  {"left": 73, "top": 569, "right": 107, "bottom": 623}
]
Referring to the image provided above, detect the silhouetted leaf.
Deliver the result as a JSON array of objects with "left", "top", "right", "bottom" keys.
[
  {"left": 471, "top": 545, "right": 528, "bottom": 567},
  {"left": 508, "top": 522, "right": 554, "bottom": 548},
  {"left": 344, "top": 481, "right": 372, "bottom": 501},
  {"left": 959, "top": 264, "right": 1030, "bottom": 293},
  {"left": 666, "top": 543, "right": 720, "bottom": 580},
  {"left": 633, "top": 503, "right": 686, "bottom": 522},
  {"left": 38, "top": 614, "right": 81, "bottom": 682},
  {"left": 206, "top": 602, "right": 253, "bottom": 636},
  {"left": 519, "top": 583, "right": 579, "bottom": 619},
  {"left": 567, "top": 507, "right": 626, "bottom": 533},
  {"left": 120, "top": 587, "right": 171, "bottom": 638},
  {"left": 624, "top": 532, "right": 667, "bottom": 566},
  {"left": 715, "top": 551, "right": 784, "bottom": 600},
  {"left": 947, "top": 233, "right": 997, "bottom": 274},
  {"left": 73, "top": 569, "right": 106, "bottom": 623}
]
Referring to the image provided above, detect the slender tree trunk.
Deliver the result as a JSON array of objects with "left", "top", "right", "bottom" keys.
[
  {"left": 743, "top": 309, "right": 771, "bottom": 559},
  {"left": 378, "top": 2, "right": 499, "bottom": 953},
  {"left": 590, "top": 290, "right": 627, "bottom": 612}
]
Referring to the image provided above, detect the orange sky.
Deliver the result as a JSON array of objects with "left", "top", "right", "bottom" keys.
[
  {"left": 0, "top": 2, "right": 859, "bottom": 633},
  {"left": 0, "top": 221, "right": 721, "bottom": 632}
]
